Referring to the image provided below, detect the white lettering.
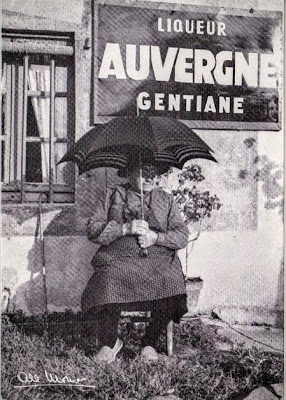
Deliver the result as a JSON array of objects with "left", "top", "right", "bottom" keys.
[
  {"left": 137, "top": 92, "right": 151, "bottom": 110},
  {"left": 234, "top": 53, "right": 258, "bottom": 87},
  {"left": 196, "top": 95, "right": 202, "bottom": 111},
  {"left": 260, "top": 54, "right": 277, "bottom": 88},
  {"left": 167, "top": 18, "right": 172, "bottom": 32},
  {"left": 204, "top": 96, "right": 216, "bottom": 112},
  {"left": 168, "top": 94, "right": 181, "bottom": 111},
  {"left": 219, "top": 97, "right": 230, "bottom": 113},
  {"left": 126, "top": 45, "right": 150, "bottom": 80},
  {"left": 136, "top": 92, "right": 245, "bottom": 115},
  {"left": 158, "top": 18, "right": 164, "bottom": 32},
  {"left": 155, "top": 93, "right": 165, "bottom": 110},
  {"left": 174, "top": 19, "right": 183, "bottom": 33},
  {"left": 194, "top": 49, "right": 215, "bottom": 84},
  {"left": 151, "top": 46, "right": 178, "bottom": 81},
  {"left": 175, "top": 48, "right": 194, "bottom": 83},
  {"left": 206, "top": 21, "right": 216, "bottom": 35},
  {"left": 156, "top": 18, "right": 227, "bottom": 36},
  {"left": 233, "top": 97, "right": 244, "bottom": 113},
  {"left": 98, "top": 44, "right": 276, "bottom": 90},
  {"left": 196, "top": 21, "right": 204, "bottom": 34},
  {"left": 185, "top": 20, "right": 194, "bottom": 34},
  {"left": 17, "top": 372, "right": 40, "bottom": 384},
  {"left": 98, "top": 43, "right": 126, "bottom": 79},
  {"left": 214, "top": 51, "right": 233, "bottom": 85},
  {"left": 217, "top": 22, "right": 226, "bottom": 36},
  {"left": 183, "top": 94, "right": 194, "bottom": 111}
]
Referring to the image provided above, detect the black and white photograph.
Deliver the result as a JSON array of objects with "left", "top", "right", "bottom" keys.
[{"left": 1, "top": 0, "right": 284, "bottom": 399}]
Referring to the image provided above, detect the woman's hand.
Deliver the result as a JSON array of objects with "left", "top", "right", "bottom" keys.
[
  {"left": 130, "top": 220, "right": 149, "bottom": 235},
  {"left": 138, "top": 230, "right": 158, "bottom": 248}
]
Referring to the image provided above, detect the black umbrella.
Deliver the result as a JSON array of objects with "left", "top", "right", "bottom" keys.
[
  {"left": 58, "top": 116, "right": 216, "bottom": 175},
  {"left": 58, "top": 116, "right": 216, "bottom": 256}
]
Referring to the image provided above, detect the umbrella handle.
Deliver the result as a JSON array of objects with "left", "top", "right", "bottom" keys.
[{"left": 139, "top": 247, "right": 148, "bottom": 258}]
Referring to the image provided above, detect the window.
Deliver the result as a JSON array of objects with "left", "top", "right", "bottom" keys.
[{"left": 1, "top": 30, "right": 75, "bottom": 203}]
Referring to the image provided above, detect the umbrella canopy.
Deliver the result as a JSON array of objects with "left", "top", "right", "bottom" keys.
[{"left": 58, "top": 116, "right": 216, "bottom": 175}]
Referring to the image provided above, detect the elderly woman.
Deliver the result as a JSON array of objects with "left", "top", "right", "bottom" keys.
[{"left": 82, "top": 163, "right": 189, "bottom": 362}]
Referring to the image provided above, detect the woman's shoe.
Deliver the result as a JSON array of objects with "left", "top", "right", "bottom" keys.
[
  {"left": 141, "top": 346, "right": 159, "bottom": 361},
  {"left": 94, "top": 346, "right": 114, "bottom": 363},
  {"left": 94, "top": 338, "right": 123, "bottom": 364}
]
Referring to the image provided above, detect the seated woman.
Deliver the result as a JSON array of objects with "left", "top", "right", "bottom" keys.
[{"left": 81, "top": 162, "right": 189, "bottom": 362}]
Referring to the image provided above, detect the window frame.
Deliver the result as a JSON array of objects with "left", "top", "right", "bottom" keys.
[{"left": 1, "top": 30, "right": 75, "bottom": 204}]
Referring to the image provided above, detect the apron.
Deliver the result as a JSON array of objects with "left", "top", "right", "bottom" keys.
[{"left": 81, "top": 188, "right": 187, "bottom": 316}]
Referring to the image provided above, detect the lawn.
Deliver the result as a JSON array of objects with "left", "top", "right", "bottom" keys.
[{"left": 1, "top": 313, "right": 283, "bottom": 400}]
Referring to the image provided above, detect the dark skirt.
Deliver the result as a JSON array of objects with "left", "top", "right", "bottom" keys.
[{"left": 82, "top": 236, "right": 187, "bottom": 314}]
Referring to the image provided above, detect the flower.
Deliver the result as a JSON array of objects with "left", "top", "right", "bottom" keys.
[{"left": 169, "top": 165, "right": 222, "bottom": 225}]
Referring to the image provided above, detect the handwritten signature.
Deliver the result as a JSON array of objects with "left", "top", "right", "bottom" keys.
[{"left": 15, "top": 370, "right": 95, "bottom": 389}]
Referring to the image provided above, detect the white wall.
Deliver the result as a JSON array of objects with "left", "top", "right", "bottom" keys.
[{"left": 1, "top": 0, "right": 284, "bottom": 325}]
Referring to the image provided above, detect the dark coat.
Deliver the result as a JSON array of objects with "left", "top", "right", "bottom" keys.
[{"left": 81, "top": 186, "right": 188, "bottom": 313}]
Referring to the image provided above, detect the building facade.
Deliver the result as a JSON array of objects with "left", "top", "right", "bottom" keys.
[{"left": 1, "top": 0, "right": 284, "bottom": 326}]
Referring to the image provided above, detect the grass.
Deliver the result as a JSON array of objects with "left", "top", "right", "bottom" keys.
[{"left": 1, "top": 313, "right": 283, "bottom": 400}]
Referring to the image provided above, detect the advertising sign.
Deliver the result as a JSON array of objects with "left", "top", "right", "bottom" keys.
[
  {"left": 1, "top": 1, "right": 284, "bottom": 399},
  {"left": 95, "top": 2, "right": 282, "bottom": 129}
]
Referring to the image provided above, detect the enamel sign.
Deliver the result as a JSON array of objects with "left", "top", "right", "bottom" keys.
[{"left": 94, "top": 2, "right": 282, "bottom": 130}]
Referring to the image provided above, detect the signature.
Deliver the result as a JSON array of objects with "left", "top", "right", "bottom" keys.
[{"left": 15, "top": 370, "right": 95, "bottom": 389}]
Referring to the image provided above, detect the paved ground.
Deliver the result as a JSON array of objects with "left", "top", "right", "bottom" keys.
[
  {"left": 148, "top": 384, "right": 284, "bottom": 400},
  {"left": 244, "top": 383, "right": 283, "bottom": 399},
  {"left": 201, "top": 317, "right": 284, "bottom": 400},
  {"left": 201, "top": 317, "right": 284, "bottom": 354},
  {"left": 160, "top": 316, "right": 284, "bottom": 400}
]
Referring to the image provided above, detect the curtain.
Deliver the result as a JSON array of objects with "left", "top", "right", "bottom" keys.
[
  {"left": 28, "top": 66, "right": 55, "bottom": 183},
  {"left": 1, "top": 65, "right": 6, "bottom": 93}
]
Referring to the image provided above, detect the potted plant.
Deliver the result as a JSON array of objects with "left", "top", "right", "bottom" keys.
[{"left": 159, "top": 164, "right": 222, "bottom": 315}]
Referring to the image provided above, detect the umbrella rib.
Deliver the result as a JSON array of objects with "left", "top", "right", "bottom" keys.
[{"left": 58, "top": 117, "right": 216, "bottom": 175}]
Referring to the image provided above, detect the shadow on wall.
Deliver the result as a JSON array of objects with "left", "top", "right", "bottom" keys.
[
  {"left": 10, "top": 238, "right": 96, "bottom": 315},
  {"left": 5, "top": 168, "right": 126, "bottom": 316}
]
